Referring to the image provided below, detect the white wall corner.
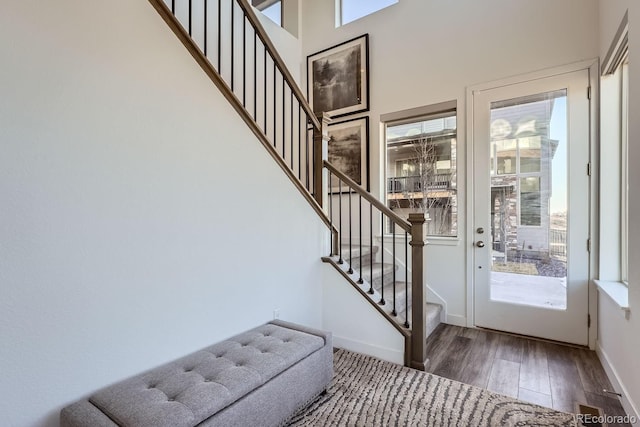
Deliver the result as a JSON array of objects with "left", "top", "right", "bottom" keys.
[
  {"left": 445, "top": 314, "right": 467, "bottom": 327},
  {"left": 332, "top": 335, "right": 404, "bottom": 365},
  {"left": 321, "top": 263, "right": 405, "bottom": 364},
  {"left": 596, "top": 342, "right": 640, "bottom": 424}
]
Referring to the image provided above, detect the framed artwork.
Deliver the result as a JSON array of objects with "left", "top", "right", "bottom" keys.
[
  {"left": 307, "top": 34, "right": 369, "bottom": 118},
  {"left": 328, "top": 116, "right": 369, "bottom": 193}
]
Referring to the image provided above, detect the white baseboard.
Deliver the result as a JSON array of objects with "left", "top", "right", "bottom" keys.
[
  {"left": 445, "top": 314, "right": 467, "bottom": 327},
  {"left": 596, "top": 341, "right": 640, "bottom": 425},
  {"left": 333, "top": 335, "right": 404, "bottom": 365}
]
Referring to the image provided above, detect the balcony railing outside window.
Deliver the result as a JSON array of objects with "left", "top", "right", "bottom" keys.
[
  {"left": 385, "top": 111, "right": 457, "bottom": 237},
  {"left": 387, "top": 173, "right": 452, "bottom": 194}
]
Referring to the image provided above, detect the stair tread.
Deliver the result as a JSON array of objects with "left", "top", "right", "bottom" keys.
[
  {"left": 359, "top": 262, "right": 396, "bottom": 280},
  {"left": 339, "top": 245, "right": 381, "bottom": 270},
  {"left": 339, "top": 245, "right": 378, "bottom": 258},
  {"left": 325, "top": 256, "right": 442, "bottom": 338},
  {"left": 370, "top": 284, "right": 442, "bottom": 331}
]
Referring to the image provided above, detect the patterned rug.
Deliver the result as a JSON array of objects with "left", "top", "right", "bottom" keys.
[{"left": 288, "top": 349, "right": 576, "bottom": 426}]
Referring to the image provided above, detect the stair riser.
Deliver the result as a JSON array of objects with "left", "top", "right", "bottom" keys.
[{"left": 426, "top": 319, "right": 439, "bottom": 338}]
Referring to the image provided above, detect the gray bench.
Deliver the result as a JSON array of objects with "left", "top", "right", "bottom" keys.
[{"left": 61, "top": 320, "right": 333, "bottom": 427}]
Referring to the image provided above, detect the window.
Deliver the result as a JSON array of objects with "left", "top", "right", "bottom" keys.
[
  {"left": 490, "top": 136, "right": 545, "bottom": 227},
  {"left": 519, "top": 137, "right": 542, "bottom": 173},
  {"left": 520, "top": 177, "right": 541, "bottom": 226},
  {"left": 261, "top": 1, "right": 281, "bottom": 26},
  {"left": 494, "top": 139, "right": 516, "bottom": 174},
  {"left": 253, "top": 0, "right": 281, "bottom": 26},
  {"left": 620, "top": 58, "right": 629, "bottom": 282},
  {"left": 338, "top": 0, "right": 398, "bottom": 26},
  {"left": 385, "top": 108, "right": 457, "bottom": 237},
  {"left": 600, "top": 11, "right": 628, "bottom": 284}
]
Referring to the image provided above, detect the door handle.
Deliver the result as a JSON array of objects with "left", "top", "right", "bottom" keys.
[{"left": 476, "top": 241, "right": 485, "bottom": 248}]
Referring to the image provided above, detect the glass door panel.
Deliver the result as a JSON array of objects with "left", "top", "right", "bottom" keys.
[{"left": 489, "top": 91, "right": 568, "bottom": 310}]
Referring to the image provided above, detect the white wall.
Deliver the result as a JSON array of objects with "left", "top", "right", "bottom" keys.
[
  {"left": 254, "top": 4, "right": 302, "bottom": 83},
  {"left": 168, "top": 0, "right": 308, "bottom": 173},
  {"left": 0, "top": 1, "right": 327, "bottom": 426},
  {"left": 322, "top": 265, "right": 404, "bottom": 364},
  {"left": 597, "top": 1, "right": 640, "bottom": 421},
  {"left": 300, "top": 0, "right": 599, "bottom": 325}
]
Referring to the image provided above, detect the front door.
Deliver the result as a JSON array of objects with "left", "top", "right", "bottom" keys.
[{"left": 472, "top": 69, "right": 590, "bottom": 345}]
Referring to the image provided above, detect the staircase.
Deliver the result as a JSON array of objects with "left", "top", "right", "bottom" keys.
[
  {"left": 147, "top": 0, "right": 437, "bottom": 370},
  {"left": 328, "top": 245, "right": 442, "bottom": 340}
]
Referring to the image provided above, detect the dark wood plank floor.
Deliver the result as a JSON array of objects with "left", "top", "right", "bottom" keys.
[{"left": 426, "top": 324, "right": 631, "bottom": 426}]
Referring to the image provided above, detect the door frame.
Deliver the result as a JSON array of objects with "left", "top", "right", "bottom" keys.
[{"left": 465, "top": 59, "right": 599, "bottom": 349}]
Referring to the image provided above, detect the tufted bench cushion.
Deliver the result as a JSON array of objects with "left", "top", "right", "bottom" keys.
[{"left": 61, "top": 321, "right": 333, "bottom": 427}]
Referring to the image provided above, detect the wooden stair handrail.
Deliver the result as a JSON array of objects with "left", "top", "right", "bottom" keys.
[
  {"left": 234, "top": 0, "right": 321, "bottom": 131},
  {"left": 324, "top": 159, "right": 428, "bottom": 370},
  {"left": 147, "top": 0, "right": 427, "bottom": 370},
  {"left": 323, "top": 161, "right": 412, "bottom": 234},
  {"left": 147, "top": 0, "right": 338, "bottom": 248}
]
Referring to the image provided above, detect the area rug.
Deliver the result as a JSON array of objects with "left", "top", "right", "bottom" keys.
[{"left": 287, "top": 349, "right": 576, "bottom": 426}]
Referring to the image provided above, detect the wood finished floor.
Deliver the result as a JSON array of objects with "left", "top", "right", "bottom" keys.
[{"left": 426, "top": 324, "right": 631, "bottom": 426}]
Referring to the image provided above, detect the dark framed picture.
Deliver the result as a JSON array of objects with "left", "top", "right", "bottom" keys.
[
  {"left": 307, "top": 34, "right": 369, "bottom": 118},
  {"left": 328, "top": 116, "right": 369, "bottom": 193}
]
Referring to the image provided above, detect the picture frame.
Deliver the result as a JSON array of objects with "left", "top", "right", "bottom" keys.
[
  {"left": 328, "top": 116, "right": 369, "bottom": 193},
  {"left": 307, "top": 34, "right": 369, "bottom": 118}
]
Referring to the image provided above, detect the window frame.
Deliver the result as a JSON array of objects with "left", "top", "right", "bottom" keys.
[
  {"left": 383, "top": 104, "right": 458, "bottom": 238},
  {"left": 600, "top": 10, "right": 629, "bottom": 286},
  {"left": 620, "top": 58, "right": 629, "bottom": 284}
]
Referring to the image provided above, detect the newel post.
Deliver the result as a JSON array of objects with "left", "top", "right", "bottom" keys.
[
  {"left": 312, "top": 112, "right": 331, "bottom": 208},
  {"left": 408, "top": 212, "right": 428, "bottom": 371},
  {"left": 313, "top": 112, "right": 338, "bottom": 255}
]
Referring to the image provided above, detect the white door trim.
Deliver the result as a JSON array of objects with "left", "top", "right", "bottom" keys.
[{"left": 465, "top": 59, "right": 599, "bottom": 348}]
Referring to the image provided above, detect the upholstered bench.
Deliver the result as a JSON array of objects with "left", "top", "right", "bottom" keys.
[{"left": 61, "top": 320, "right": 333, "bottom": 427}]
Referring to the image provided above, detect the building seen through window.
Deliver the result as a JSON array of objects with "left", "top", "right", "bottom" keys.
[
  {"left": 386, "top": 112, "right": 457, "bottom": 237},
  {"left": 489, "top": 91, "right": 566, "bottom": 264}
]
